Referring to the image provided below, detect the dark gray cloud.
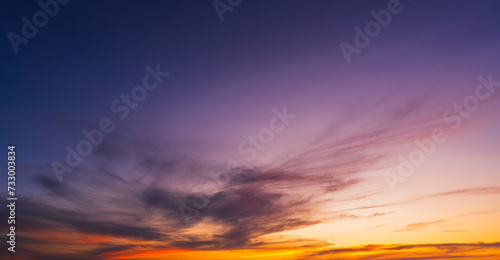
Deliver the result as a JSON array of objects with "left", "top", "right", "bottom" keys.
[{"left": 303, "top": 242, "right": 500, "bottom": 260}]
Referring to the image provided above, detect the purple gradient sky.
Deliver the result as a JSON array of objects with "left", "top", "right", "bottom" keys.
[{"left": 1, "top": 1, "right": 500, "bottom": 259}]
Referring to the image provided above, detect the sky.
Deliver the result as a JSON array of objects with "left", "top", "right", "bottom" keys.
[{"left": 0, "top": 0, "right": 500, "bottom": 259}]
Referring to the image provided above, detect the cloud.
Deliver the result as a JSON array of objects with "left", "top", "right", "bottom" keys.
[
  {"left": 331, "top": 186, "right": 500, "bottom": 215},
  {"left": 5, "top": 86, "right": 499, "bottom": 259},
  {"left": 302, "top": 242, "right": 500, "bottom": 260},
  {"left": 413, "top": 187, "right": 500, "bottom": 201},
  {"left": 394, "top": 219, "right": 445, "bottom": 232}
]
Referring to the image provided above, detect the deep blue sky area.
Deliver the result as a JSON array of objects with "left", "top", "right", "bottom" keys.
[{"left": 0, "top": 0, "right": 368, "bottom": 162}]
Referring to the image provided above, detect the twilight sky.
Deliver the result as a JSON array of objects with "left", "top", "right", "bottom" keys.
[{"left": 1, "top": 0, "right": 500, "bottom": 259}]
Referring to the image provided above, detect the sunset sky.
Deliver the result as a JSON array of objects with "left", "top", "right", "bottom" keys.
[{"left": 1, "top": 0, "right": 500, "bottom": 259}]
